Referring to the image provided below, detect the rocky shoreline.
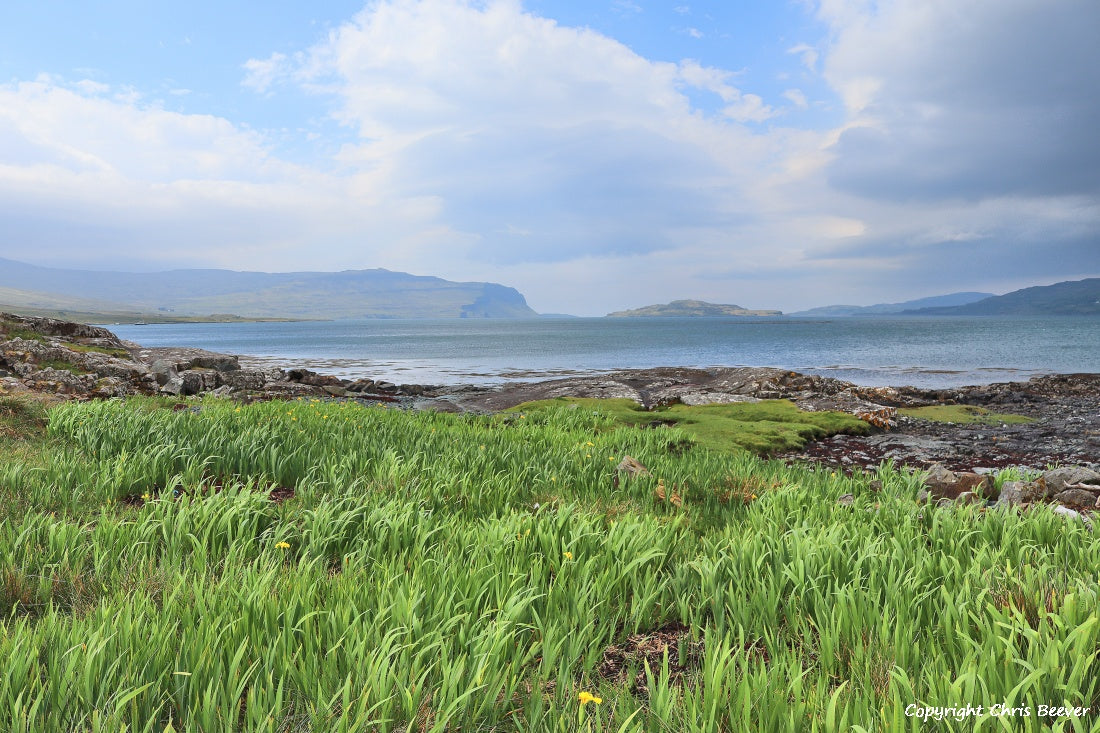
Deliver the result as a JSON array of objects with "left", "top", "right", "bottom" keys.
[{"left": 2, "top": 312, "right": 1097, "bottom": 479}]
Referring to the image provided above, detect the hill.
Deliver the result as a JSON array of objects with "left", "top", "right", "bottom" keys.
[
  {"left": 607, "top": 299, "right": 781, "bottom": 317},
  {"left": 905, "top": 278, "right": 1100, "bottom": 315},
  {"left": 0, "top": 258, "right": 537, "bottom": 320},
  {"left": 789, "top": 292, "right": 993, "bottom": 317}
]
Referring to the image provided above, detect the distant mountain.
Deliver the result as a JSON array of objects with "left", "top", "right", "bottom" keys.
[
  {"left": 905, "top": 278, "right": 1100, "bottom": 316},
  {"left": 789, "top": 292, "right": 994, "bottom": 317},
  {"left": 0, "top": 257, "right": 538, "bottom": 320},
  {"left": 607, "top": 299, "right": 782, "bottom": 317}
]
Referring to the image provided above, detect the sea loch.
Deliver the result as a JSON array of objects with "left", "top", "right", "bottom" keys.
[{"left": 107, "top": 315, "right": 1100, "bottom": 389}]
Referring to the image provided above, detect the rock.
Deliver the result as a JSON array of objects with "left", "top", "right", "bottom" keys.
[
  {"left": 1040, "top": 467, "right": 1100, "bottom": 494},
  {"left": 180, "top": 370, "right": 218, "bottom": 396},
  {"left": 346, "top": 378, "right": 376, "bottom": 393},
  {"left": 922, "top": 463, "right": 995, "bottom": 500},
  {"left": 221, "top": 370, "right": 269, "bottom": 391},
  {"left": 995, "top": 480, "right": 1037, "bottom": 506},
  {"left": 186, "top": 354, "right": 239, "bottom": 372},
  {"left": 1051, "top": 505, "right": 1093, "bottom": 530},
  {"left": 616, "top": 456, "right": 651, "bottom": 478},
  {"left": 1053, "top": 488, "right": 1098, "bottom": 510},
  {"left": 150, "top": 359, "right": 178, "bottom": 387},
  {"left": 837, "top": 493, "right": 854, "bottom": 506},
  {"left": 323, "top": 385, "right": 348, "bottom": 397},
  {"left": 955, "top": 491, "right": 984, "bottom": 505}
]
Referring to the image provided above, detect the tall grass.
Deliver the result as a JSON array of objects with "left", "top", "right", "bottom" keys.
[{"left": 0, "top": 396, "right": 1096, "bottom": 731}]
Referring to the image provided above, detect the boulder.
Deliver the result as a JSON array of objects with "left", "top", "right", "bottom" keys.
[
  {"left": 1040, "top": 467, "right": 1100, "bottom": 495},
  {"left": 221, "top": 370, "right": 269, "bottom": 391},
  {"left": 1053, "top": 489, "right": 1098, "bottom": 510},
  {"left": 995, "top": 480, "right": 1042, "bottom": 507},
  {"left": 1052, "top": 505, "right": 1093, "bottom": 530},
  {"left": 922, "top": 463, "right": 996, "bottom": 500},
  {"left": 150, "top": 359, "right": 179, "bottom": 387},
  {"left": 180, "top": 370, "right": 218, "bottom": 396}
]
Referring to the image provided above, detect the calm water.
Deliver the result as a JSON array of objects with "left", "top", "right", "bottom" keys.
[{"left": 106, "top": 316, "right": 1100, "bottom": 389}]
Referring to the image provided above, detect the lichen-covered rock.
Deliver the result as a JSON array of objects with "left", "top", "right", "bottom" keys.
[
  {"left": 1053, "top": 488, "right": 1099, "bottom": 510},
  {"left": 922, "top": 463, "right": 995, "bottom": 500}
]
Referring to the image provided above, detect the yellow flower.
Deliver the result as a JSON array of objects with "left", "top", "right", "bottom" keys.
[
  {"left": 563, "top": 551, "right": 573, "bottom": 560},
  {"left": 275, "top": 541, "right": 290, "bottom": 550},
  {"left": 578, "top": 691, "right": 602, "bottom": 706},
  {"left": 585, "top": 441, "right": 594, "bottom": 447},
  {"left": 608, "top": 456, "right": 615, "bottom": 461}
]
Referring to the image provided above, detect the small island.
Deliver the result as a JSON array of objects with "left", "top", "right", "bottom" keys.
[{"left": 607, "top": 299, "right": 782, "bottom": 317}]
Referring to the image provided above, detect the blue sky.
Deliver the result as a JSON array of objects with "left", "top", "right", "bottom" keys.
[{"left": 1, "top": 0, "right": 1097, "bottom": 314}]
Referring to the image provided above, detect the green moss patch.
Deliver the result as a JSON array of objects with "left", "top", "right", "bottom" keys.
[
  {"left": 67, "top": 342, "right": 131, "bottom": 359},
  {"left": 506, "top": 397, "right": 868, "bottom": 455},
  {"left": 899, "top": 404, "right": 1034, "bottom": 425}
]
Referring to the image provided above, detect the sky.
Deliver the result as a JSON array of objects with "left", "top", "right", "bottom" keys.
[{"left": 0, "top": 0, "right": 1097, "bottom": 315}]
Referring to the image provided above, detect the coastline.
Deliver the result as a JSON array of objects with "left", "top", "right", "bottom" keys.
[{"left": 2, "top": 311, "right": 1097, "bottom": 472}]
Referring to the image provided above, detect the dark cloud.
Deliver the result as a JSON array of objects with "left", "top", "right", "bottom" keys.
[{"left": 824, "top": 0, "right": 1100, "bottom": 202}]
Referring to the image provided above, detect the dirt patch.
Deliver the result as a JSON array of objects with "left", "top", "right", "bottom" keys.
[{"left": 597, "top": 622, "right": 706, "bottom": 695}]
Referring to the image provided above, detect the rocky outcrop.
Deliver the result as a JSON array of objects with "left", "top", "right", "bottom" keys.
[
  {"left": 919, "top": 461, "right": 1099, "bottom": 525},
  {"left": 0, "top": 312, "right": 431, "bottom": 404}
]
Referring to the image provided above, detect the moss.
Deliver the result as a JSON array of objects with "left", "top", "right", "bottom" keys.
[
  {"left": 0, "top": 319, "right": 47, "bottom": 342},
  {"left": 37, "top": 359, "right": 90, "bottom": 376},
  {"left": 67, "top": 343, "right": 131, "bottom": 359},
  {"left": 506, "top": 397, "right": 869, "bottom": 456},
  {"left": 899, "top": 404, "right": 1034, "bottom": 425}
]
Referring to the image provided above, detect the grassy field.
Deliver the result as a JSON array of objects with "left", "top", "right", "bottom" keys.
[{"left": 0, "top": 394, "right": 1097, "bottom": 731}]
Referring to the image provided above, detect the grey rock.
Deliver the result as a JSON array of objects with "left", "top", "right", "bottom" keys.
[
  {"left": 221, "top": 370, "right": 269, "bottom": 391},
  {"left": 1041, "top": 467, "right": 1100, "bottom": 494},
  {"left": 1052, "top": 505, "right": 1093, "bottom": 530},
  {"left": 995, "top": 480, "right": 1037, "bottom": 506},
  {"left": 837, "top": 493, "right": 854, "bottom": 506},
  {"left": 180, "top": 370, "right": 218, "bottom": 396},
  {"left": 323, "top": 385, "right": 348, "bottom": 397},
  {"left": 150, "top": 359, "right": 178, "bottom": 387}
]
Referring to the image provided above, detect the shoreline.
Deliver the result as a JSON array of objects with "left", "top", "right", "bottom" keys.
[{"left": 2, "top": 311, "right": 1097, "bottom": 473}]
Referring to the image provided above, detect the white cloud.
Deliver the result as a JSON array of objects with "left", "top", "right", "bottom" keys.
[
  {"left": 782, "top": 88, "right": 808, "bottom": 109},
  {"left": 1, "top": 0, "right": 1096, "bottom": 315},
  {"left": 786, "top": 43, "right": 819, "bottom": 72}
]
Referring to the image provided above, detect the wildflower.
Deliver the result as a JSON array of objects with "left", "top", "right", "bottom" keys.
[
  {"left": 751, "top": 494, "right": 757, "bottom": 499},
  {"left": 275, "top": 541, "right": 290, "bottom": 550},
  {"left": 585, "top": 454, "right": 591, "bottom": 458},
  {"left": 608, "top": 456, "right": 615, "bottom": 461},
  {"left": 563, "top": 551, "right": 573, "bottom": 560},
  {"left": 585, "top": 441, "right": 594, "bottom": 447},
  {"left": 578, "top": 691, "right": 602, "bottom": 706}
]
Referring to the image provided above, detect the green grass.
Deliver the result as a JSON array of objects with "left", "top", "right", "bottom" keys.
[
  {"left": 899, "top": 404, "right": 1035, "bottom": 425},
  {"left": 506, "top": 397, "right": 869, "bottom": 455},
  {"left": 0, "top": 396, "right": 1096, "bottom": 732},
  {"left": 65, "top": 342, "right": 132, "bottom": 359}
]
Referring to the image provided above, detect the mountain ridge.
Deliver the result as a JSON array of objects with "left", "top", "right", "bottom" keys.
[{"left": 0, "top": 257, "right": 538, "bottom": 320}]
